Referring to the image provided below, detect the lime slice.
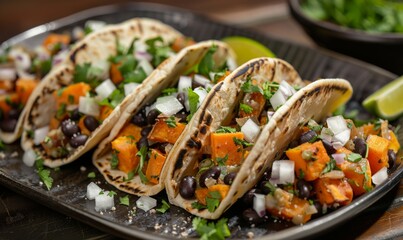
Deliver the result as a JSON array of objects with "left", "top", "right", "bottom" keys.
[
  {"left": 222, "top": 36, "right": 276, "bottom": 65},
  {"left": 362, "top": 76, "right": 403, "bottom": 120}
]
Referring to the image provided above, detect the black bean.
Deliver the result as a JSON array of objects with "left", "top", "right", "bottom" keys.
[
  {"left": 131, "top": 111, "right": 147, "bottom": 127},
  {"left": 176, "top": 92, "right": 186, "bottom": 106},
  {"left": 299, "top": 130, "right": 317, "bottom": 144},
  {"left": 70, "top": 108, "right": 81, "bottom": 121},
  {"left": 175, "top": 112, "right": 187, "bottom": 123},
  {"left": 388, "top": 149, "right": 396, "bottom": 169},
  {"left": 61, "top": 119, "right": 80, "bottom": 137},
  {"left": 136, "top": 136, "right": 149, "bottom": 150},
  {"left": 69, "top": 134, "right": 88, "bottom": 148},
  {"left": 192, "top": 80, "right": 204, "bottom": 89},
  {"left": 312, "top": 201, "right": 323, "bottom": 217},
  {"left": 322, "top": 139, "right": 336, "bottom": 155},
  {"left": 146, "top": 109, "right": 160, "bottom": 125},
  {"left": 296, "top": 179, "right": 310, "bottom": 199},
  {"left": 353, "top": 138, "right": 367, "bottom": 157},
  {"left": 199, "top": 166, "right": 221, "bottom": 188},
  {"left": 242, "top": 188, "right": 261, "bottom": 206},
  {"left": 242, "top": 208, "right": 264, "bottom": 225},
  {"left": 0, "top": 119, "right": 17, "bottom": 132},
  {"left": 224, "top": 172, "right": 237, "bottom": 185},
  {"left": 179, "top": 176, "right": 197, "bottom": 199},
  {"left": 150, "top": 142, "right": 169, "bottom": 154},
  {"left": 261, "top": 168, "right": 272, "bottom": 181},
  {"left": 8, "top": 108, "right": 21, "bottom": 120},
  {"left": 84, "top": 116, "right": 99, "bottom": 132},
  {"left": 260, "top": 181, "right": 272, "bottom": 195},
  {"left": 141, "top": 126, "right": 152, "bottom": 137}
]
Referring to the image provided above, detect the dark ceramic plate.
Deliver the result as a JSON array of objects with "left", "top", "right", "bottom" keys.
[{"left": 0, "top": 3, "right": 402, "bottom": 240}]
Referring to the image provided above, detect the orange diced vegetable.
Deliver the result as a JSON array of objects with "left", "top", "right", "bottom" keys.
[
  {"left": 362, "top": 123, "right": 380, "bottom": 137},
  {"left": 216, "top": 70, "right": 231, "bottom": 83},
  {"left": 100, "top": 105, "right": 114, "bottom": 121},
  {"left": 211, "top": 132, "right": 244, "bottom": 166},
  {"left": 55, "top": 82, "right": 91, "bottom": 108},
  {"left": 0, "top": 80, "right": 14, "bottom": 91},
  {"left": 42, "top": 33, "right": 71, "bottom": 52},
  {"left": 0, "top": 93, "right": 19, "bottom": 116},
  {"left": 117, "top": 123, "right": 142, "bottom": 140},
  {"left": 145, "top": 149, "right": 166, "bottom": 184},
  {"left": 16, "top": 79, "right": 39, "bottom": 105},
  {"left": 148, "top": 119, "right": 186, "bottom": 144},
  {"left": 110, "top": 62, "right": 123, "bottom": 84},
  {"left": 366, "top": 134, "right": 389, "bottom": 174},
  {"left": 194, "top": 184, "right": 230, "bottom": 206},
  {"left": 111, "top": 136, "right": 140, "bottom": 173},
  {"left": 286, "top": 141, "right": 330, "bottom": 181},
  {"left": 339, "top": 159, "right": 372, "bottom": 196},
  {"left": 239, "top": 92, "right": 266, "bottom": 118},
  {"left": 266, "top": 188, "right": 312, "bottom": 224},
  {"left": 171, "top": 37, "right": 195, "bottom": 53},
  {"left": 78, "top": 117, "right": 91, "bottom": 136},
  {"left": 388, "top": 131, "right": 400, "bottom": 153},
  {"left": 314, "top": 177, "right": 353, "bottom": 206},
  {"left": 208, "top": 184, "right": 230, "bottom": 199},
  {"left": 195, "top": 188, "right": 209, "bottom": 206},
  {"left": 49, "top": 117, "right": 60, "bottom": 130}
]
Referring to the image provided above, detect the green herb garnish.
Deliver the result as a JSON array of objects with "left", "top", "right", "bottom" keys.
[
  {"left": 192, "top": 217, "right": 231, "bottom": 240},
  {"left": 239, "top": 103, "right": 253, "bottom": 114},
  {"left": 156, "top": 199, "right": 171, "bottom": 213},
  {"left": 119, "top": 195, "right": 130, "bottom": 206}
]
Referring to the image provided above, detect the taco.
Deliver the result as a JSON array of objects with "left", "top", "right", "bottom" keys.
[
  {"left": 92, "top": 40, "right": 236, "bottom": 196},
  {"left": 164, "top": 57, "right": 353, "bottom": 219},
  {"left": 21, "top": 18, "right": 191, "bottom": 168}
]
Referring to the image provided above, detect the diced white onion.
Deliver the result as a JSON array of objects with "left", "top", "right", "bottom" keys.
[
  {"left": 72, "top": 26, "right": 85, "bottom": 41},
  {"left": 134, "top": 41, "right": 148, "bottom": 53},
  {"left": 372, "top": 167, "right": 388, "bottom": 185},
  {"left": 86, "top": 182, "right": 102, "bottom": 200},
  {"left": 136, "top": 196, "right": 157, "bottom": 212},
  {"left": 95, "top": 191, "right": 114, "bottom": 212},
  {"left": 88, "top": 60, "right": 110, "bottom": 80},
  {"left": 0, "top": 68, "right": 16, "bottom": 81},
  {"left": 306, "top": 205, "right": 318, "bottom": 215},
  {"left": 327, "top": 115, "right": 348, "bottom": 135},
  {"left": 134, "top": 51, "right": 152, "bottom": 62},
  {"left": 52, "top": 49, "right": 68, "bottom": 66},
  {"left": 193, "top": 87, "right": 208, "bottom": 108},
  {"left": 178, "top": 76, "right": 192, "bottom": 93},
  {"left": 95, "top": 79, "right": 116, "bottom": 100},
  {"left": 227, "top": 57, "right": 237, "bottom": 71},
  {"left": 205, "top": 83, "right": 215, "bottom": 91},
  {"left": 279, "top": 80, "right": 296, "bottom": 96},
  {"left": 23, "top": 149, "right": 36, "bottom": 167},
  {"left": 241, "top": 118, "right": 261, "bottom": 143},
  {"left": 156, "top": 95, "right": 183, "bottom": 116},
  {"left": 320, "top": 127, "right": 334, "bottom": 143},
  {"left": 34, "top": 46, "right": 50, "bottom": 61},
  {"left": 321, "top": 170, "right": 345, "bottom": 179},
  {"left": 85, "top": 20, "right": 106, "bottom": 32},
  {"left": 34, "top": 126, "right": 49, "bottom": 145},
  {"left": 253, "top": 194, "right": 266, "bottom": 217},
  {"left": 9, "top": 48, "right": 31, "bottom": 70},
  {"left": 138, "top": 59, "right": 154, "bottom": 76},
  {"left": 209, "top": 72, "right": 216, "bottom": 82},
  {"left": 270, "top": 88, "right": 287, "bottom": 110},
  {"left": 332, "top": 153, "right": 346, "bottom": 165},
  {"left": 124, "top": 82, "right": 140, "bottom": 96},
  {"left": 194, "top": 74, "right": 210, "bottom": 88},
  {"left": 270, "top": 160, "right": 295, "bottom": 184},
  {"left": 79, "top": 96, "right": 100, "bottom": 117},
  {"left": 333, "top": 128, "right": 351, "bottom": 147}
]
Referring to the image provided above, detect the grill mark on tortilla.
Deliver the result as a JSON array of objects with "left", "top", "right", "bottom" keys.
[
  {"left": 174, "top": 149, "right": 187, "bottom": 171},
  {"left": 256, "top": 163, "right": 264, "bottom": 173},
  {"left": 69, "top": 43, "right": 87, "bottom": 64},
  {"left": 205, "top": 113, "right": 213, "bottom": 126},
  {"left": 186, "top": 138, "right": 201, "bottom": 149},
  {"left": 198, "top": 82, "right": 223, "bottom": 124},
  {"left": 119, "top": 184, "right": 143, "bottom": 194},
  {"left": 200, "top": 125, "right": 207, "bottom": 134},
  {"left": 137, "top": 21, "right": 143, "bottom": 34}
]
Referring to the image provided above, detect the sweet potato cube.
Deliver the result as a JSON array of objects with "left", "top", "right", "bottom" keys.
[
  {"left": 195, "top": 188, "right": 209, "bottom": 206},
  {"left": 117, "top": 123, "right": 142, "bottom": 141},
  {"left": 314, "top": 177, "right": 353, "bottom": 206},
  {"left": 42, "top": 33, "right": 71, "bottom": 52},
  {"left": 211, "top": 132, "right": 244, "bottom": 166},
  {"left": 238, "top": 92, "right": 266, "bottom": 118},
  {"left": 0, "top": 80, "right": 14, "bottom": 91},
  {"left": 111, "top": 136, "right": 140, "bottom": 173},
  {"left": 388, "top": 131, "right": 400, "bottom": 153},
  {"left": 16, "top": 79, "right": 38, "bottom": 105},
  {"left": 208, "top": 184, "right": 230, "bottom": 200},
  {"left": 366, "top": 134, "right": 389, "bottom": 174},
  {"left": 110, "top": 62, "right": 123, "bottom": 85},
  {"left": 55, "top": 82, "right": 91, "bottom": 108},
  {"left": 145, "top": 149, "right": 166, "bottom": 184},
  {"left": 194, "top": 184, "right": 230, "bottom": 206},
  {"left": 286, "top": 141, "right": 330, "bottom": 181},
  {"left": 0, "top": 93, "right": 19, "bottom": 116},
  {"left": 148, "top": 119, "right": 186, "bottom": 144},
  {"left": 100, "top": 105, "right": 114, "bottom": 121},
  {"left": 361, "top": 123, "right": 380, "bottom": 138},
  {"left": 340, "top": 159, "right": 372, "bottom": 196}
]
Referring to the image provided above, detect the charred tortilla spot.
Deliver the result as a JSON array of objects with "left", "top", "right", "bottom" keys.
[
  {"left": 186, "top": 138, "right": 201, "bottom": 149},
  {"left": 174, "top": 149, "right": 187, "bottom": 170},
  {"left": 256, "top": 164, "right": 264, "bottom": 173},
  {"left": 119, "top": 184, "right": 143, "bottom": 194},
  {"left": 69, "top": 43, "right": 87, "bottom": 64},
  {"left": 200, "top": 125, "right": 207, "bottom": 134},
  {"left": 205, "top": 114, "right": 213, "bottom": 126},
  {"left": 138, "top": 22, "right": 143, "bottom": 34}
]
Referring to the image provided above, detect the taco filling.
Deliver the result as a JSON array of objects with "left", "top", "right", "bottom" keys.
[
  {"left": 243, "top": 115, "right": 400, "bottom": 225},
  {"left": 36, "top": 35, "right": 194, "bottom": 159},
  {"left": 107, "top": 44, "right": 233, "bottom": 185},
  {"left": 177, "top": 78, "right": 302, "bottom": 212}
]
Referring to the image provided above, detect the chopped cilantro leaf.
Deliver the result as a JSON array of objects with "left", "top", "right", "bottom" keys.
[
  {"left": 108, "top": 191, "right": 117, "bottom": 197},
  {"left": 347, "top": 153, "right": 362, "bottom": 163},
  {"left": 39, "top": 169, "right": 53, "bottom": 191},
  {"left": 161, "top": 88, "right": 177, "bottom": 96},
  {"left": 165, "top": 116, "right": 177, "bottom": 128},
  {"left": 216, "top": 154, "right": 228, "bottom": 166},
  {"left": 119, "top": 195, "right": 130, "bottom": 206},
  {"left": 87, "top": 172, "right": 96, "bottom": 178},
  {"left": 124, "top": 67, "right": 147, "bottom": 84},
  {"left": 198, "top": 45, "right": 218, "bottom": 76},
  {"left": 264, "top": 181, "right": 277, "bottom": 195},
  {"left": 321, "top": 158, "right": 339, "bottom": 174},
  {"left": 241, "top": 77, "right": 262, "bottom": 94},
  {"left": 186, "top": 88, "right": 199, "bottom": 122},
  {"left": 145, "top": 37, "right": 172, "bottom": 67},
  {"left": 192, "top": 217, "right": 230, "bottom": 240},
  {"left": 0, "top": 140, "right": 4, "bottom": 151},
  {"left": 262, "top": 81, "right": 279, "bottom": 100},
  {"left": 73, "top": 63, "right": 103, "bottom": 88},
  {"left": 111, "top": 151, "right": 119, "bottom": 169},
  {"left": 215, "top": 126, "right": 237, "bottom": 133},
  {"left": 206, "top": 197, "right": 220, "bottom": 213},
  {"left": 191, "top": 201, "right": 207, "bottom": 210},
  {"left": 233, "top": 137, "right": 253, "bottom": 148},
  {"left": 239, "top": 103, "right": 253, "bottom": 114},
  {"left": 135, "top": 146, "right": 149, "bottom": 183},
  {"left": 56, "top": 103, "right": 66, "bottom": 119},
  {"left": 118, "top": 55, "right": 137, "bottom": 76},
  {"left": 156, "top": 199, "right": 170, "bottom": 213}
]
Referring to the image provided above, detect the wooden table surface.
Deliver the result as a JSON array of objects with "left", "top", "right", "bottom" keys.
[{"left": 0, "top": 0, "right": 402, "bottom": 239}]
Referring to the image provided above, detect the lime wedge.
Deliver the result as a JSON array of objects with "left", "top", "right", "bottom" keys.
[
  {"left": 222, "top": 36, "right": 276, "bottom": 65},
  {"left": 362, "top": 75, "right": 403, "bottom": 120}
]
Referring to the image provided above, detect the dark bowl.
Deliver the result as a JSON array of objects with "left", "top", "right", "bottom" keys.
[{"left": 288, "top": 0, "right": 403, "bottom": 75}]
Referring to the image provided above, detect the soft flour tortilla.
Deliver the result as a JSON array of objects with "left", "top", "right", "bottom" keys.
[
  {"left": 21, "top": 18, "right": 183, "bottom": 168},
  {"left": 92, "top": 41, "right": 234, "bottom": 196},
  {"left": 164, "top": 58, "right": 353, "bottom": 219}
]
